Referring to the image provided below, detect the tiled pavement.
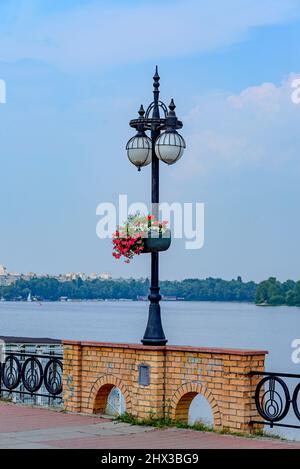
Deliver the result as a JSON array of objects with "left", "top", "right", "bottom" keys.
[{"left": 0, "top": 403, "right": 300, "bottom": 449}]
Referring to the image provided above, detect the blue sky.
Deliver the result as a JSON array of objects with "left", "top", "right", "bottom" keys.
[{"left": 0, "top": 0, "right": 300, "bottom": 281}]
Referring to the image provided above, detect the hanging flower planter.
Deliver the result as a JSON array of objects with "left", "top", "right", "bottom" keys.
[
  {"left": 112, "top": 213, "right": 170, "bottom": 263},
  {"left": 142, "top": 229, "right": 171, "bottom": 253}
]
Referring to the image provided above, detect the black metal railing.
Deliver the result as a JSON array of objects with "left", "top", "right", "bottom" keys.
[
  {"left": 250, "top": 371, "right": 300, "bottom": 429},
  {"left": 0, "top": 352, "right": 63, "bottom": 403}
]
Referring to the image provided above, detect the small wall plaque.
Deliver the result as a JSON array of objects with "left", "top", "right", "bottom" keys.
[{"left": 138, "top": 364, "right": 151, "bottom": 386}]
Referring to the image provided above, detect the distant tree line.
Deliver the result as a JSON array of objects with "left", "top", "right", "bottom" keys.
[
  {"left": 1, "top": 276, "right": 300, "bottom": 306},
  {"left": 0, "top": 276, "right": 257, "bottom": 303},
  {"left": 160, "top": 277, "right": 256, "bottom": 302},
  {"left": 255, "top": 277, "right": 300, "bottom": 306}
]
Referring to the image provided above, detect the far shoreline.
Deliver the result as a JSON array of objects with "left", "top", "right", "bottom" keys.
[{"left": 0, "top": 298, "right": 299, "bottom": 308}]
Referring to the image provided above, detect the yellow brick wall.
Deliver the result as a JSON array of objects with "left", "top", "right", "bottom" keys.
[{"left": 62, "top": 341, "right": 267, "bottom": 433}]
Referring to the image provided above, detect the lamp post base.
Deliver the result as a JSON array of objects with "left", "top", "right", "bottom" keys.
[
  {"left": 141, "top": 339, "right": 167, "bottom": 346},
  {"left": 141, "top": 302, "right": 168, "bottom": 346}
]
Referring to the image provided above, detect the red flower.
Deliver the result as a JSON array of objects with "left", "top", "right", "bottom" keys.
[{"left": 112, "top": 217, "right": 167, "bottom": 262}]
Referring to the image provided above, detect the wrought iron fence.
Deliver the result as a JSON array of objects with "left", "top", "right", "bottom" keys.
[
  {"left": 0, "top": 350, "right": 63, "bottom": 407},
  {"left": 250, "top": 371, "right": 300, "bottom": 430}
]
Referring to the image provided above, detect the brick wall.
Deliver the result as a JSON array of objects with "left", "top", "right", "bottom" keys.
[{"left": 63, "top": 340, "right": 267, "bottom": 433}]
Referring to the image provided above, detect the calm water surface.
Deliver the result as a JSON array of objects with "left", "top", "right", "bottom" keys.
[{"left": 0, "top": 301, "right": 299, "bottom": 439}]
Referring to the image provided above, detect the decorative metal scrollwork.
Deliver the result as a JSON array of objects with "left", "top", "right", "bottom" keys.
[
  {"left": 252, "top": 372, "right": 300, "bottom": 429},
  {"left": 145, "top": 100, "right": 168, "bottom": 119},
  {"left": 255, "top": 376, "right": 290, "bottom": 423},
  {"left": 0, "top": 352, "right": 63, "bottom": 400},
  {"left": 44, "top": 359, "right": 63, "bottom": 396},
  {"left": 22, "top": 357, "right": 43, "bottom": 393},
  {"left": 292, "top": 383, "right": 300, "bottom": 421},
  {"left": 1, "top": 355, "right": 21, "bottom": 390}
]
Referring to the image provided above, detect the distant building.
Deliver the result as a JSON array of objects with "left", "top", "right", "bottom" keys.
[
  {"left": 21, "top": 272, "right": 37, "bottom": 282},
  {"left": 0, "top": 265, "right": 8, "bottom": 286},
  {"left": 98, "top": 272, "right": 112, "bottom": 280},
  {"left": 0, "top": 265, "right": 113, "bottom": 286},
  {"left": 89, "top": 272, "right": 98, "bottom": 280},
  {"left": 0, "top": 265, "right": 22, "bottom": 286},
  {"left": 61, "top": 272, "right": 113, "bottom": 281},
  {"left": 62, "top": 273, "right": 84, "bottom": 281}
]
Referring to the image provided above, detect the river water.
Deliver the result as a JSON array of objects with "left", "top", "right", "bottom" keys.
[{"left": 0, "top": 300, "right": 299, "bottom": 440}]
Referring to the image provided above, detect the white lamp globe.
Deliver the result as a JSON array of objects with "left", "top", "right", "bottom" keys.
[
  {"left": 155, "top": 130, "right": 186, "bottom": 165},
  {"left": 126, "top": 132, "right": 152, "bottom": 170}
]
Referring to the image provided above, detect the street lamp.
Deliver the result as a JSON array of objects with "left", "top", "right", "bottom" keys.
[
  {"left": 126, "top": 106, "right": 152, "bottom": 170},
  {"left": 155, "top": 99, "right": 186, "bottom": 165},
  {"left": 126, "top": 67, "right": 186, "bottom": 346}
]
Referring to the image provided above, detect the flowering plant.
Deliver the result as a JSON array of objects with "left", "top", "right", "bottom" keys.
[{"left": 112, "top": 213, "right": 169, "bottom": 263}]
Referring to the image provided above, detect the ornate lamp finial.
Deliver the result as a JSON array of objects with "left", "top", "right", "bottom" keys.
[
  {"left": 138, "top": 105, "right": 145, "bottom": 118},
  {"left": 168, "top": 99, "right": 176, "bottom": 115},
  {"left": 153, "top": 66, "right": 160, "bottom": 115},
  {"left": 153, "top": 65, "right": 160, "bottom": 85},
  {"left": 153, "top": 66, "right": 160, "bottom": 93}
]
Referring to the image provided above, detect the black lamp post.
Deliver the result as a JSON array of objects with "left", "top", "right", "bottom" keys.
[{"left": 126, "top": 67, "right": 186, "bottom": 346}]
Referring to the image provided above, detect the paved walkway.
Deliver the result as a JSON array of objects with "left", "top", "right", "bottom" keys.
[{"left": 0, "top": 403, "right": 300, "bottom": 449}]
